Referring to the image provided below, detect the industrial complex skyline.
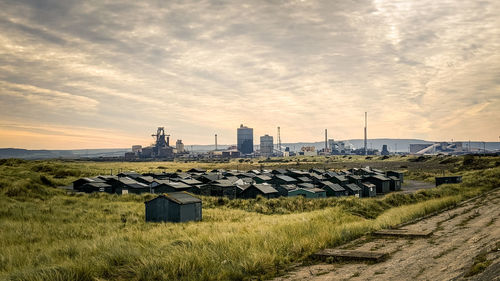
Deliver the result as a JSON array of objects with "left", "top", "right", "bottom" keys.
[{"left": 0, "top": 0, "right": 499, "bottom": 149}]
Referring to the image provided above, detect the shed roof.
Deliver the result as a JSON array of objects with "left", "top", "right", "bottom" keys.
[
  {"left": 137, "top": 176, "right": 154, "bottom": 183},
  {"left": 74, "top": 177, "right": 105, "bottom": 184},
  {"left": 213, "top": 179, "right": 236, "bottom": 187},
  {"left": 310, "top": 168, "right": 325, "bottom": 174},
  {"left": 297, "top": 176, "right": 312, "bottom": 182},
  {"left": 332, "top": 175, "right": 348, "bottom": 182},
  {"left": 119, "top": 177, "right": 141, "bottom": 185},
  {"left": 368, "top": 175, "right": 390, "bottom": 181},
  {"left": 298, "top": 183, "right": 315, "bottom": 189},
  {"left": 275, "top": 175, "right": 297, "bottom": 182},
  {"left": 271, "top": 169, "right": 288, "bottom": 174},
  {"left": 277, "top": 184, "right": 298, "bottom": 191},
  {"left": 253, "top": 175, "right": 272, "bottom": 181},
  {"left": 180, "top": 179, "right": 202, "bottom": 185},
  {"left": 303, "top": 187, "right": 326, "bottom": 193},
  {"left": 199, "top": 174, "right": 221, "bottom": 182},
  {"left": 361, "top": 182, "right": 376, "bottom": 188},
  {"left": 309, "top": 173, "right": 324, "bottom": 180},
  {"left": 164, "top": 182, "right": 191, "bottom": 189},
  {"left": 83, "top": 182, "right": 111, "bottom": 188},
  {"left": 252, "top": 184, "right": 278, "bottom": 194},
  {"left": 320, "top": 181, "right": 345, "bottom": 192},
  {"left": 324, "top": 171, "right": 339, "bottom": 177},
  {"left": 225, "top": 176, "right": 240, "bottom": 183},
  {"left": 153, "top": 179, "right": 172, "bottom": 185},
  {"left": 187, "top": 168, "right": 206, "bottom": 173},
  {"left": 145, "top": 192, "right": 201, "bottom": 205},
  {"left": 345, "top": 183, "right": 362, "bottom": 192}
]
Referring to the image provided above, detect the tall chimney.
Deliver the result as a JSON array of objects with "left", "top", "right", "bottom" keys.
[
  {"left": 215, "top": 134, "right": 218, "bottom": 151},
  {"left": 325, "top": 129, "right": 328, "bottom": 153},
  {"left": 364, "top": 112, "right": 368, "bottom": 155}
]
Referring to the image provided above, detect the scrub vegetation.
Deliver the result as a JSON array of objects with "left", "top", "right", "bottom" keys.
[{"left": 0, "top": 155, "right": 498, "bottom": 280}]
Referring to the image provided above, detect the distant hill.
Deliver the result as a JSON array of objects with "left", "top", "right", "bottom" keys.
[
  {"left": 0, "top": 148, "right": 129, "bottom": 160},
  {"left": 1, "top": 139, "right": 498, "bottom": 159}
]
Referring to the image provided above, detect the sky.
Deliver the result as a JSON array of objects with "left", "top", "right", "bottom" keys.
[{"left": 0, "top": 0, "right": 499, "bottom": 149}]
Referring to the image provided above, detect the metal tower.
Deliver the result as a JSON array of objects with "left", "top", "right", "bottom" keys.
[
  {"left": 151, "top": 127, "right": 170, "bottom": 156},
  {"left": 364, "top": 112, "right": 367, "bottom": 156},
  {"left": 277, "top": 126, "right": 282, "bottom": 151},
  {"left": 325, "top": 129, "right": 328, "bottom": 153}
]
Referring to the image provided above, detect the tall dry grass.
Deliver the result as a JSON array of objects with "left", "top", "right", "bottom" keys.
[{"left": 0, "top": 157, "right": 498, "bottom": 280}]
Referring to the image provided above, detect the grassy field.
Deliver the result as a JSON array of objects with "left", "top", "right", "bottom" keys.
[{"left": 0, "top": 155, "right": 499, "bottom": 280}]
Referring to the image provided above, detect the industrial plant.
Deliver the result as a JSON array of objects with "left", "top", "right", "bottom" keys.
[
  {"left": 125, "top": 127, "right": 187, "bottom": 160},
  {"left": 123, "top": 112, "right": 495, "bottom": 161}
]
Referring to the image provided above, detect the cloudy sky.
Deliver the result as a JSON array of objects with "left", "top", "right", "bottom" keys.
[{"left": 0, "top": 0, "right": 499, "bottom": 149}]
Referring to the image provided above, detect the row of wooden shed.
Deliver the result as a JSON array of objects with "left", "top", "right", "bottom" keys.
[{"left": 72, "top": 167, "right": 403, "bottom": 199}]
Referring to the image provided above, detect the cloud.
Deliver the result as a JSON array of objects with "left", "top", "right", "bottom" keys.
[
  {"left": 0, "top": 81, "right": 99, "bottom": 112},
  {"left": 0, "top": 0, "right": 498, "bottom": 149}
]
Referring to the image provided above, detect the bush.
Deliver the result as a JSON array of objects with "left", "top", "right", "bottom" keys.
[
  {"left": 40, "top": 175, "right": 54, "bottom": 186},
  {"left": 463, "top": 155, "right": 475, "bottom": 165},
  {"left": 53, "top": 169, "right": 81, "bottom": 178}
]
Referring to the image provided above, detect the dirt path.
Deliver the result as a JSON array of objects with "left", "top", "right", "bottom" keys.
[{"left": 273, "top": 189, "right": 500, "bottom": 281}]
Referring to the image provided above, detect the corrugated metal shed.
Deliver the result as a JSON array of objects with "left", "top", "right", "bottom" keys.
[
  {"left": 239, "top": 184, "right": 279, "bottom": 199},
  {"left": 274, "top": 175, "right": 297, "bottom": 183},
  {"left": 319, "top": 181, "right": 347, "bottom": 197},
  {"left": 145, "top": 192, "right": 202, "bottom": 223},
  {"left": 435, "top": 176, "right": 462, "bottom": 186},
  {"left": 344, "top": 183, "right": 362, "bottom": 197}
]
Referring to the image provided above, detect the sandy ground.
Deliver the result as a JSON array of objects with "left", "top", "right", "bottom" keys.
[{"left": 273, "top": 188, "right": 500, "bottom": 281}]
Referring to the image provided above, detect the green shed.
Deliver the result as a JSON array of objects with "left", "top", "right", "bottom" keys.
[{"left": 145, "top": 192, "right": 202, "bottom": 223}]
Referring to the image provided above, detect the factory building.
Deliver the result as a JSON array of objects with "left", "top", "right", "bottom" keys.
[
  {"left": 300, "top": 146, "right": 317, "bottom": 156},
  {"left": 175, "top": 140, "right": 185, "bottom": 153},
  {"left": 410, "top": 142, "right": 465, "bottom": 154},
  {"left": 132, "top": 145, "right": 142, "bottom": 155},
  {"left": 381, "top": 145, "right": 390, "bottom": 155},
  {"left": 237, "top": 124, "right": 253, "bottom": 154},
  {"left": 260, "top": 134, "right": 274, "bottom": 157},
  {"left": 410, "top": 144, "right": 433, "bottom": 154}
]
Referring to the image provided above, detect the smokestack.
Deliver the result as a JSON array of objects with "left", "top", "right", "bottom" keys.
[
  {"left": 277, "top": 126, "right": 281, "bottom": 151},
  {"left": 215, "top": 134, "right": 218, "bottom": 151},
  {"left": 325, "top": 129, "right": 328, "bottom": 153},
  {"left": 364, "top": 112, "right": 367, "bottom": 156}
]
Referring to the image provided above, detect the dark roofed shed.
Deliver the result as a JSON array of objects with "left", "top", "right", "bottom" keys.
[{"left": 145, "top": 192, "right": 202, "bottom": 223}]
